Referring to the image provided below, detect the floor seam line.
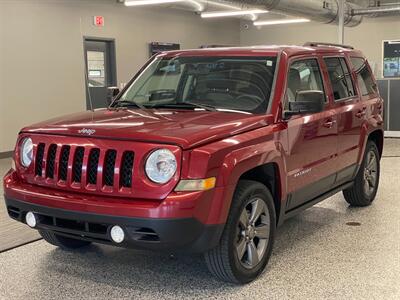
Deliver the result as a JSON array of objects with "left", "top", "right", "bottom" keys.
[{"left": 0, "top": 238, "right": 43, "bottom": 254}]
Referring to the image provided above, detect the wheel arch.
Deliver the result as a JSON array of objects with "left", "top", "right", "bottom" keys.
[
  {"left": 238, "top": 163, "right": 282, "bottom": 225},
  {"left": 368, "top": 129, "right": 384, "bottom": 158}
]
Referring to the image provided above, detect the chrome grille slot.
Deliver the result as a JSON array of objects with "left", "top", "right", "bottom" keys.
[
  {"left": 45, "top": 144, "right": 57, "bottom": 179},
  {"left": 120, "top": 151, "right": 134, "bottom": 188},
  {"left": 35, "top": 143, "right": 45, "bottom": 176},
  {"left": 59, "top": 145, "right": 70, "bottom": 181},
  {"left": 72, "top": 147, "right": 85, "bottom": 183},
  {"left": 87, "top": 148, "right": 100, "bottom": 185},
  {"left": 103, "top": 149, "right": 117, "bottom": 187}
]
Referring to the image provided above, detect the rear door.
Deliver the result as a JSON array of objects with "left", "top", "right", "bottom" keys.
[
  {"left": 323, "top": 55, "right": 363, "bottom": 184},
  {"left": 350, "top": 57, "right": 383, "bottom": 153},
  {"left": 284, "top": 56, "right": 338, "bottom": 211}
]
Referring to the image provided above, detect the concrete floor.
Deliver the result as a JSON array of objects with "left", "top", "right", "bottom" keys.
[{"left": 0, "top": 139, "right": 399, "bottom": 299}]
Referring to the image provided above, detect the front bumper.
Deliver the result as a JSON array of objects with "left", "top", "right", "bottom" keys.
[
  {"left": 3, "top": 169, "right": 229, "bottom": 253},
  {"left": 5, "top": 197, "right": 224, "bottom": 253}
]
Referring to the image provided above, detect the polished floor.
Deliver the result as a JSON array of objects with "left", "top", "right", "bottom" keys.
[
  {"left": 0, "top": 139, "right": 399, "bottom": 299},
  {"left": 0, "top": 158, "right": 40, "bottom": 252}
]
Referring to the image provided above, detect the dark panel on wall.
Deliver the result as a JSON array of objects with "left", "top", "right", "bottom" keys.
[
  {"left": 377, "top": 80, "right": 389, "bottom": 130},
  {"left": 389, "top": 80, "right": 400, "bottom": 130},
  {"left": 149, "top": 42, "right": 180, "bottom": 57}
]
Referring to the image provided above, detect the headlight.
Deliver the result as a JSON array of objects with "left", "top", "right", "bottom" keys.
[
  {"left": 20, "top": 137, "right": 33, "bottom": 167},
  {"left": 145, "top": 149, "right": 177, "bottom": 184}
]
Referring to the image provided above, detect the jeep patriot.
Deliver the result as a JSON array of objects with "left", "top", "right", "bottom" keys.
[{"left": 3, "top": 42, "right": 384, "bottom": 284}]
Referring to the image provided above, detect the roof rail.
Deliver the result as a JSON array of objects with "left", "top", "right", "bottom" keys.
[{"left": 304, "top": 42, "right": 354, "bottom": 50}]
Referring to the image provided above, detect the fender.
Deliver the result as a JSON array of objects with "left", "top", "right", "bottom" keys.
[
  {"left": 217, "top": 142, "right": 286, "bottom": 224},
  {"left": 356, "top": 122, "right": 370, "bottom": 168},
  {"left": 185, "top": 124, "right": 287, "bottom": 225},
  {"left": 355, "top": 121, "right": 384, "bottom": 176}
]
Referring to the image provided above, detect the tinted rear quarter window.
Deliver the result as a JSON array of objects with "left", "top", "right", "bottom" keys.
[{"left": 350, "top": 57, "right": 376, "bottom": 97}]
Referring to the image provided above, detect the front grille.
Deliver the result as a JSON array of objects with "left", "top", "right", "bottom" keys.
[
  {"left": 72, "top": 147, "right": 85, "bottom": 183},
  {"left": 120, "top": 151, "right": 134, "bottom": 188},
  {"left": 33, "top": 143, "right": 135, "bottom": 191},
  {"left": 45, "top": 144, "right": 57, "bottom": 179},
  {"left": 59, "top": 146, "right": 70, "bottom": 181},
  {"left": 35, "top": 143, "right": 45, "bottom": 176},
  {"left": 87, "top": 148, "right": 100, "bottom": 185},
  {"left": 103, "top": 150, "right": 117, "bottom": 187}
]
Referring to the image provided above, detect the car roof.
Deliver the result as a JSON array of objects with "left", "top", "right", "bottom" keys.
[{"left": 160, "top": 45, "right": 364, "bottom": 58}]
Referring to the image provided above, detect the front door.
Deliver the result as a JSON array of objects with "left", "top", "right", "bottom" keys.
[
  {"left": 284, "top": 57, "right": 338, "bottom": 211},
  {"left": 84, "top": 39, "right": 117, "bottom": 109}
]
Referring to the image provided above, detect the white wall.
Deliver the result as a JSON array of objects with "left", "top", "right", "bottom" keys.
[
  {"left": 240, "top": 16, "right": 400, "bottom": 77},
  {"left": 1, "top": 0, "right": 398, "bottom": 153},
  {"left": 0, "top": 0, "right": 240, "bottom": 152}
]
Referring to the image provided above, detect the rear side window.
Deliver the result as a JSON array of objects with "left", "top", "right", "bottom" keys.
[
  {"left": 324, "top": 57, "right": 355, "bottom": 101},
  {"left": 351, "top": 57, "right": 376, "bottom": 96}
]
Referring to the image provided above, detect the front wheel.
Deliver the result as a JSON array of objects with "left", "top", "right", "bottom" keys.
[
  {"left": 204, "top": 180, "right": 276, "bottom": 284},
  {"left": 343, "top": 141, "right": 380, "bottom": 207}
]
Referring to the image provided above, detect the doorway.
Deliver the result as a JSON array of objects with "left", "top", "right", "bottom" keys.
[{"left": 84, "top": 38, "right": 117, "bottom": 109}]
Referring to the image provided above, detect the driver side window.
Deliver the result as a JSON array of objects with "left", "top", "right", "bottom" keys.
[{"left": 285, "top": 59, "right": 325, "bottom": 109}]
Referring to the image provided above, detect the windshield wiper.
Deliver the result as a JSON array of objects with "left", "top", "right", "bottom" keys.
[
  {"left": 148, "top": 102, "right": 216, "bottom": 112},
  {"left": 111, "top": 100, "right": 146, "bottom": 110},
  {"left": 182, "top": 102, "right": 217, "bottom": 112}
]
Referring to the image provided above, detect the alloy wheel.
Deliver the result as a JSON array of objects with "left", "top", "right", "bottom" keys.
[
  {"left": 236, "top": 198, "right": 270, "bottom": 269},
  {"left": 363, "top": 149, "right": 378, "bottom": 197}
]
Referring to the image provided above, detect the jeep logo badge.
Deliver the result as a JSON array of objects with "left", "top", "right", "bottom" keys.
[{"left": 78, "top": 128, "right": 96, "bottom": 136}]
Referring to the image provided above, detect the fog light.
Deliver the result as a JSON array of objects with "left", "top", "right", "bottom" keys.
[
  {"left": 25, "top": 212, "right": 37, "bottom": 228},
  {"left": 110, "top": 225, "right": 125, "bottom": 243}
]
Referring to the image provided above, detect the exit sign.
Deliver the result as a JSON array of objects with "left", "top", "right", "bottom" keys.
[{"left": 93, "top": 16, "right": 104, "bottom": 27}]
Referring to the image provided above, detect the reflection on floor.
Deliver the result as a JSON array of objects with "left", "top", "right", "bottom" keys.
[{"left": 0, "top": 139, "right": 399, "bottom": 299}]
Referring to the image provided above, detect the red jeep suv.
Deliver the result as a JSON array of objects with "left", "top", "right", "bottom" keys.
[{"left": 3, "top": 42, "right": 384, "bottom": 284}]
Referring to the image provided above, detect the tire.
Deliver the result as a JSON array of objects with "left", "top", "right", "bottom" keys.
[
  {"left": 39, "top": 230, "right": 91, "bottom": 250},
  {"left": 204, "top": 180, "right": 276, "bottom": 284},
  {"left": 343, "top": 141, "right": 380, "bottom": 207}
]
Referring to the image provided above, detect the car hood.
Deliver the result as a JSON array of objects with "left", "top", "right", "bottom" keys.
[{"left": 22, "top": 108, "right": 271, "bottom": 149}]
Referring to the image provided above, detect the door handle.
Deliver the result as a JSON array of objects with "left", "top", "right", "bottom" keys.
[
  {"left": 355, "top": 109, "right": 366, "bottom": 118},
  {"left": 323, "top": 119, "right": 336, "bottom": 128}
]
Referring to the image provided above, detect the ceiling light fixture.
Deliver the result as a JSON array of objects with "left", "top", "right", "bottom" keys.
[
  {"left": 124, "top": 0, "right": 185, "bottom": 6},
  {"left": 201, "top": 9, "right": 269, "bottom": 18},
  {"left": 253, "top": 18, "right": 310, "bottom": 26}
]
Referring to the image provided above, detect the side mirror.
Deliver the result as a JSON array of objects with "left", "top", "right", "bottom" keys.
[
  {"left": 284, "top": 90, "right": 324, "bottom": 118},
  {"left": 107, "top": 86, "right": 120, "bottom": 105}
]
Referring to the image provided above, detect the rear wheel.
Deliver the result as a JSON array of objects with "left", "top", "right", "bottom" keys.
[
  {"left": 343, "top": 141, "right": 380, "bottom": 206},
  {"left": 39, "top": 230, "right": 91, "bottom": 249},
  {"left": 204, "top": 180, "right": 276, "bottom": 284}
]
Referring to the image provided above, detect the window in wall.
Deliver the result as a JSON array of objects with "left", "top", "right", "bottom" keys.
[
  {"left": 383, "top": 40, "right": 400, "bottom": 78},
  {"left": 87, "top": 51, "right": 105, "bottom": 87},
  {"left": 324, "top": 57, "right": 355, "bottom": 101},
  {"left": 286, "top": 59, "right": 325, "bottom": 104},
  {"left": 351, "top": 57, "right": 377, "bottom": 96}
]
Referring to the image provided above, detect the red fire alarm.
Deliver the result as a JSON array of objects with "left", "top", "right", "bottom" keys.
[{"left": 93, "top": 16, "right": 104, "bottom": 27}]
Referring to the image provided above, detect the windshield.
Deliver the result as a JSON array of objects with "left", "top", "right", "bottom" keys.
[{"left": 116, "top": 56, "right": 277, "bottom": 114}]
